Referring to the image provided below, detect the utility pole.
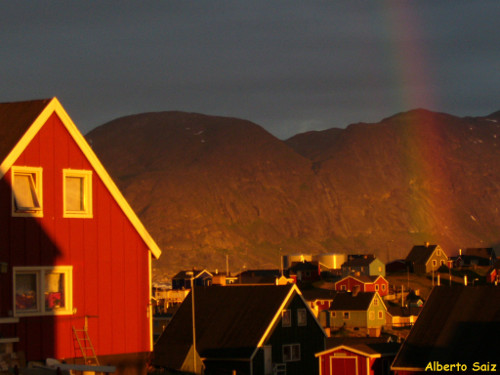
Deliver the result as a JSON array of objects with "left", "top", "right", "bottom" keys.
[{"left": 186, "top": 272, "right": 197, "bottom": 374}]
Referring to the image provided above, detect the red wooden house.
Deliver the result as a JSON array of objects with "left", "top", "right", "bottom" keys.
[
  {"left": 0, "top": 98, "right": 161, "bottom": 372},
  {"left": 334, "top": 275, "right": 389, "bottom": 297},
  {"left": 316, "top": 342, "right": 400, "bottom": 375}
]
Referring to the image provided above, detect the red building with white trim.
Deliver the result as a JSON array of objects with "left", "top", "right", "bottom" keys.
[
  {"left": 334, "top": 275, "right": 389, "bottom": 297},
  {"left": 0, "top": 98, "right": 161, "bottom": 372}
]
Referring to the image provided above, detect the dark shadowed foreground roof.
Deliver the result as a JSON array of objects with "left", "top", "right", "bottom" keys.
[
  {"left": 153, "top": 284, "right": 295, "bottom": 369},
  {"left": 392, "top": 285, "right": 500, "bottom": 371},
  {"left": 0, "top": 99, "right": 51, "bottom": 163}
]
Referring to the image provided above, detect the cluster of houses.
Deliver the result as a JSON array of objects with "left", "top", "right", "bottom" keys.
[{"left": 0, "top": 99, "right": 498, "bottom": 375}]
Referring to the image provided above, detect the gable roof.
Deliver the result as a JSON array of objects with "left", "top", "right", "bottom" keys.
[
  {"left": 464, "top": 247, "right": 495, "bottom": 259},
  {"left": 330, "top": 291, "right": 379, "bottom": 311},
  {"left": 316, "top": 342, "right": 400, "bottom": 358},
  {"left": 153, "top": 284, "right": 322, "bottom": 368},
  {"left": 392, "top": 285, "right": 500, "bottom": 371},
  {"left": 172, "top": 269, "right": 213, "bottom": 280},
  {"left": 301, "top": 288, "right": 337, "bottom": 302},
  {"left": 335, "top": 275, "right": 386, "bottom": 286},
  {"left": 405, "top": 244, "right": 440, "bottom": 264},
  {"left": 0, "top": 98, "right": 161, "bottom": 259},
  {"left": 341, "top": 254, "right": 380, "bottom": 268}
]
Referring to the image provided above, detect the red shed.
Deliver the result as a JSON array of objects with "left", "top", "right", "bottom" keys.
[
  {"left": 316, "top": 343, "right": 399, "bottom": 375},
  {"left": 334, "top": 275, "right": 389, "bottom": 297},
  {"left": 0, "top": 98, "right": 161, "bottom": 373}
]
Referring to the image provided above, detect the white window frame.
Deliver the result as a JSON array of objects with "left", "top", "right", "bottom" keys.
[
  {"left": 282, "top": 309, "right": 291, "bottom": 327},
  {"left": 13, "top": 266, "right": 73, "bottom": 317},
  {"left": 297, "top": 308, "right": 307, "bottom": 326},
  {"left": 11, "top": 166, "right": 43, "bottom": 217},
  {"left": 282, "top": 343, "right": 300, "bottom": 362},
  {"left": 63, "top": 169, "right": 93, "bottom": 218}
]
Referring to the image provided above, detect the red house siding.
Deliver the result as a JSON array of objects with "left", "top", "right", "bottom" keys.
[
  {"left": 0, "top": 113, "right": 152, "bottom": 360},
  {"left": 318, "top": 348, "right": 368, "bottom": 375},
  {"left": 335, "top": 277, "right": 389, "bottom": 297},
  {"left": 318, "top": 346, "right": 394, "bottom": 375}
]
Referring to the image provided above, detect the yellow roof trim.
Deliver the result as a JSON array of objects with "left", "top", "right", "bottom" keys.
[
  {"left": 315, "top": 344, "right": 382, "bottom": 358},
  {"left": 0, "top": 97, "right": 161, "bottom": 259}
]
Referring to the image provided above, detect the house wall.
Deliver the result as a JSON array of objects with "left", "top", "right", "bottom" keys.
[
  {"left": 264, "top": 294, "right": 325, "bottom": 375},
  {"left": 425, "top": 249, "right": 449, "bottom": 273},
  {"left": 369, "top": 258, "right": 386, "bottom": 277},
  {"left": 335, "top": 278, "right": 367, "bottom": 292},
  {"left": 0, "top": 113, "right": 152, "bottom": 361},
  {"left": 317, "top": 348, "right": 369, "bottom": 375}
]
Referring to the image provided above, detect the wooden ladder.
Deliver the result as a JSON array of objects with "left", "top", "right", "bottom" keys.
[{"left": 72, "top": 316, "right": 99, "bottom": 365}]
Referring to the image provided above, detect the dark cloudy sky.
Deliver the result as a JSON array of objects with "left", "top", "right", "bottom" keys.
[{"left": 1, "top": 1, "right": 499, "bottom": 139}]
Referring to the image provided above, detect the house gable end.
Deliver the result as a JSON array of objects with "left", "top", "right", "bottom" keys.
[{"left": 0, "top": 98, "right": 161, "bottom": 259}]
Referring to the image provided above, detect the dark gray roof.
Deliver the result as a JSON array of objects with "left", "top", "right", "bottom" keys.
[
  {"left": 153, "top": 284, "right": 295, "bottom": 368},
  {"left": 405, "top": 244, "right": 438, "bottom": 264},
  {"left": 330, "top": 291, "right": 375, "bottom": 311},
  {"left": 342, "top": 255, "right": 376, "bottom": 268},
  {"left": 464, "top": 247, "right": 495, "bottom": 259},
  {"left": 392, "top": 285, "right": 500, "bottom": 370},
  {"left": 301, "top": 288, "right": 337, "bottom": 301},
  {"left": 0, "top": 99, "right": 51, "bottom": 164}
]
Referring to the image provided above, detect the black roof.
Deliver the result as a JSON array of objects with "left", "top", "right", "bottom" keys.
[
  {"left": 392, "top": 285, "right": 500, "bottom": 370},
  {"left": 153, "top": 284, "right": 297, "bottom": 368},
  {"left": 405, "top": 244, "right": 439, "bottom": 264},
  {"left": 301, "top": 288, "right": 337, "bottom": 301},
  {"left": 330, "top": 291, "right": 376, "bottom": 311}
]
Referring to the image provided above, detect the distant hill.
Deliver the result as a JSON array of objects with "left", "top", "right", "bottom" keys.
[{"left": 86, "top": 109, "right": 500, "bottom": 277}]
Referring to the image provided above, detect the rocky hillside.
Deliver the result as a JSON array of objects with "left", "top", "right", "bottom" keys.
[{"left": 86, "top": 109, "right": 500, "bottom": 277}]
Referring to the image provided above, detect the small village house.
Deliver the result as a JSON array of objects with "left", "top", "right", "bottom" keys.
[
  {"left": 0, "top": 98, "right": 161, "bottom": 374},
  {"left": 341, "top": 254, "right": 386, "bottom": 278},
  {"left": 316, "top": 340, "right": 400, "bottom": 375},
  {"left": 171, "top": 269, "right": 213, "bottom": 289},
  {"left": 152, "top": 284, "right": 326, "bottom": 375},
  {"left": 329, "top": 291, "right": 387, "bottom": 337},
  {"left": 462, "top": 247, "right": 497, "bottom": 266},
  {"left": 334, "top": 275, "right": 390, "bottom": 297},
  {"left": 405, "top": 243, "right": 448, "bottom": 274}
]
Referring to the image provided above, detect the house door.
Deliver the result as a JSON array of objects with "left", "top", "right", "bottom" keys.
[
  {"left": 330, "top": 356, "right": 357, "bottom": 375},
  {"left": 263, "top": 346, "right": 272, "bottom": 375}
]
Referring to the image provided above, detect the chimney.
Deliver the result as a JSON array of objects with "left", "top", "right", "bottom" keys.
[
  {"left": 425, "top": 242, "right": 430, "bottom": 248},
  {"left": 437, "top": 274, "right": 440, "bottom": 286},
  {"left": 464, "top": 275, "right": 468, "bottom": 286}
]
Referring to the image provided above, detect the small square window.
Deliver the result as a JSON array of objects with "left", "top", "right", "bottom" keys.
[
  {"left": 378, "top": 311, "right": 384, "bottom": 319},
  {"left": 282, "top": 310, "right": 291, "bottom": 327},
  {"left": 343, "top": 311, "right": 350, "bottom": 320},
  {"left": 11, "top": 166, "right": 43, "bottom": 217},
  {"left": 374, "top": 298, "right": 379, "bottom": 306},
  {"left": 382, "top": 284, "right": 386, "bottom": 291},
  {"left": 63, "top": 169, "right": 92, "bottom": 218},
  {"left": 375, "top": 284, "right": 379, "bottom": 291},
  {"left": 297, "top": 308, "right": 307, "bottom": 326}
]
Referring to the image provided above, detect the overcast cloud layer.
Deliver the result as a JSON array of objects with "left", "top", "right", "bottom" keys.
[{"left": 1, "top": 1, "right": 499, "bottom": 139}]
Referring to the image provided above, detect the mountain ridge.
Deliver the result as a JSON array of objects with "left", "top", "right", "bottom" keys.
[{"left": 86, "top": 108, "right": 500, "bottom": 277}]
